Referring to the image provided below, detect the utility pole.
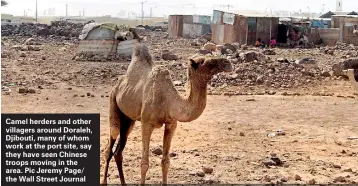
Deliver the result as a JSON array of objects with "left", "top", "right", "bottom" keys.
[
  {"left": 35, "top": 0, "right": 38, "bottom": 22},
  {"left": 66, "top": 4, "right": 68, "bottom": 17},
  {"left": 141, "top": 1, "right": 147, "bottom": 25}
]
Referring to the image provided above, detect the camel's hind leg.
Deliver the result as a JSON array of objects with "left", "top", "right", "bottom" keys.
[
  {"left": 101, "top": 119, "right": 120, "bottom": 184},
  {"left": 113, "top": 110, "right": 135, "bottom": 185},
  {"left": 101, "top": 90, "right": 126, "bottom": 185}
]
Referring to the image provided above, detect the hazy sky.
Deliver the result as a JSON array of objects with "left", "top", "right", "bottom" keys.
[{"left": 1, "top": 0, "right": 358, "bottom": 17}]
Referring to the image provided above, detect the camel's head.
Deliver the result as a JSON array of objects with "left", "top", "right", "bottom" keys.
[{"left": 188, "top": 56, "right": 233, "bottom": 81}]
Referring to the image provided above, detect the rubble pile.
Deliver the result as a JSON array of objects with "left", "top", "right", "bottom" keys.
[{"left": 1, "top": 21, "right": 84, "bottom": 41}]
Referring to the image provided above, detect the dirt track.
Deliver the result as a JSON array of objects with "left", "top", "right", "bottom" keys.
[
  {"left": 1, "top": 35, "right": 358, "bottom": 184},
  {"left": 2, "top": 86, "right": 358, "bottom": 184}
]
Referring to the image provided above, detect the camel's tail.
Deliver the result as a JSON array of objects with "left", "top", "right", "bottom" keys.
[{"left": 132, "top": 43, "right": 153, "bottom": 66}]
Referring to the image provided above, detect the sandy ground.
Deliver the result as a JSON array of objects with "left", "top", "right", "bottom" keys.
[{"left": 2, "top": 87, "right": 358, "bottom": 184}]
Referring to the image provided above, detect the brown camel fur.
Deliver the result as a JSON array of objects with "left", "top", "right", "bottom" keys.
[{"left": 101, "top": 43, "right": 233, "bottom": 185}]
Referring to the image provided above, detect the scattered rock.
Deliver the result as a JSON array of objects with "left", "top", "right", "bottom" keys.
[
  {"left": 294, "top": 174, "right": 302, "bottom": 181},
  {"left": 19, "top": 52, "right": 26, "bottom": 57},
  {"left": 308, "top": 179, "right": 316, "bottom": 184},
  {"left": 152, "top": 147, "right": 163, "bottom": 155},
  {"left": 196, "top": 171, "right": 205, "bottom": 177},
  {"left": 239, "top": 132, "right": 245, "bottom": 136},
  {"left": 162, "top": 51, "right": 178, "bottom": 60},
  {"left": 334, "top": 176, "right": 346, "bottom": 183},
  {"left": 321, "top": 71, "right": 331, "bottom": 77},
  {"left": 202, "top": 166, "right": 213, "bottom": 174},
  {"left": 28, "top": 88, "right": 36, "bottom": 93},
  {"left": 280, "top": 177, "right": 288, "bottom": 182},
  {"left": 18, "top": 87, "right": 28, "bottom": 93},
  {"left": 263, "top": 49, "right": 276, "bottom": 55},
  {"left": 203, "top": 42, "right": 216, "bottom": 51}
]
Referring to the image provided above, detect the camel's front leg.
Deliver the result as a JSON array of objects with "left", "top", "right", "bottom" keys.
[
  {"left": 161, "top": 122, "right": 177, "bottom": 185},
  {"left": 140, "top": 123, "right": 154, "bottom": 184}
]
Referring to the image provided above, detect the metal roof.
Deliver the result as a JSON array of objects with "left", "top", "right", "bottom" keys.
[{"left": 214, "top": 9, "right": 280, "bottom": 18}]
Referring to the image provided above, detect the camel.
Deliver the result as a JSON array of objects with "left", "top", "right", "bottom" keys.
[{"left": 101, "top": 43, "right": 233, "bottom": 185}]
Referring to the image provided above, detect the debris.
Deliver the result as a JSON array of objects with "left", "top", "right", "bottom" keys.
[
  {"left": 334, "top": 176, "right": 346, "bottom": 183},
  {"left": 196, "top": 171, "right": 205, "bottom": 177},
  {"left": 308, "top": 179, "right": 316, "bottom": 184},
  {"left": 18, "top": 87, "right": 28, "bottom": 93},
  {"left": 202, "top": 42, "right": 216, "bottom": 51},
  {"left": 152, "top": 147, "right": 163, "bottom": 155},
  {"left": 162, "top": 51, "right": 178, "bottom": 60},
  {"left": 202, "top": 166, "right": 214, "bottom": 174},
  {"left": 347, "top": 136, "right": 358, "bottom": 140}
]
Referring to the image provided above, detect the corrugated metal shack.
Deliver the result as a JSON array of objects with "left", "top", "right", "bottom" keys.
[
  {"left": 211, "top": 10, "right": 279, "bottom": 45},
  {"left": 168, "top": 14, "right": 211, "bottom": 38},
  {"left": 78, "top": 23, "right": 139, "bottom": 60},
  {"left": 331, "top": 15, "right": 358, "bottom": 45}
]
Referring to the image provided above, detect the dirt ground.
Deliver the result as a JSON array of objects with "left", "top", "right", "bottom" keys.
[{"left": 1, "top": 37, "right": 358, "bottom": 184}]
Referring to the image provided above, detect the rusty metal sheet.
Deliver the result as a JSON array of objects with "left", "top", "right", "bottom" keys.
[
  {"left": 183, "top": 15, "right": 193, "bottom": 24},
  {"left": 223, "top": 12, "right": 235, "bottom": 25},
  {"left": 183, "top": 23, "right": 202, "bottom": 38},
  {"left": 117, "top": 39, "right": 138, "bottom": 57},
  {"left": 168, "top": 15, "right": 184, "bottom": 38},
  {"left": 85, "top": 27, "right": 115, "bottom": 40},
  {"left": 213, "top": 10, "right": 222, "bottom": 24},
  {"left": 78, "top": 40, "right": 117, "bottom": 55}
]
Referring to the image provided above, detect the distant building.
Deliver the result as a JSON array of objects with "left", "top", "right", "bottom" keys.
[
  {"left": 211, "top": 10, "right": 279, "bottom": 45},
  {"left": 320, "top": 11, "right": 358, "bottom": 18},
  {"left": 168, "top": 14, "right": 211, "bottom": 39}
]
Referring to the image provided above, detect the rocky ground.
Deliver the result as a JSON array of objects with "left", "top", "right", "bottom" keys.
[{"left": 1, "top": 26, "right": 358, "bottom": 184}]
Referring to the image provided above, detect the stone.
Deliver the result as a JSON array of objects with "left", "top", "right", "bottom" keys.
[
  {"left": 239, "top": 132, "right": 245, "bottom": 136},
  {"left": 202, "top": 166, "right": 213, "bottom": 174},
  {"left": 18, "top": 87, "right": 28, "bottom": 93},
  {"left": 33, "top": 46, "right": 40, "bottom": 51},
  {"left": 321, "top": 71, "right": 331, "bottom": 77},
  {"left": 308, "top": 179, "right": 316, "bottom": 184},
  {"left": 333, "top": 164, "right": 341, "bottom": 169},
  {"left": 334, "top": 176, "right": 346, "bottom": 183},
  {"left": 197, "top": 49, "right": 212, "bottom": 55},
  {"left": 24, "top": 38, "right": 35, "bottom": 45},
  {"left": 162, "top": 51, "right": 178, "bottom": 60},
  {"left": 196, "top": 171, "right": 205, "bottom": 177},
  {"left": 203, "top": 42, "right": 216, "bottom": 51},
  {"left": 256, "top": 75, "right": 264, "bottom": 84},
  {"left": 263, "top": 49, "right": 276, "bottom": 55},
  {"left": 28, "top": 88, "right": 36, "bottom": 93},
  {"left": 277, "top": 57, "right": 288, "bottom": 63},
  {"left": 281, "top": 177, "right": 288, "bottom": 182},
  {"left": 19, "top": 52, "right": 26, "bottom": 57},
  {"left": 294, "top": 174, "right": 302, "bottom": 181},
  {"left": 263, "top": 175, "right": 272, "bottom": 182},
  {"left": 152, "top": 147, "right": 163, "bottom": 155},
  {"left": 86, "top": 92, "right": 91, "bottom": 96},
  {"left": 41, "top": 56, "right": 46, "bottom": 60}
]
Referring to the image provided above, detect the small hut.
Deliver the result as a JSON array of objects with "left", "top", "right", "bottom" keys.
[
  {"left": 168, "top": 14, "right": 211, "bottom": 39},
  {"left": 78, "top": 23, "right": 139, "bottom": 60},
  {"left": 211, "top": 10, "right": 279, "bottom": 45}
]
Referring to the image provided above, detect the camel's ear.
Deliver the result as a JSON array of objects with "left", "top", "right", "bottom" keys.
[{"left": 190, "top": 59, "right": 199, "bottom": 69}]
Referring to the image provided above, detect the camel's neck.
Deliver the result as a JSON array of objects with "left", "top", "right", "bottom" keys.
[{"left": 170, "top": 71, "right": 208, "bottom": 122}]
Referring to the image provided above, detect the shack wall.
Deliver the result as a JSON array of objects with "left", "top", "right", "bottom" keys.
[
  {"left": 168, "top": 15, "right": 184, "bottom": 38},
  {"left": 318, "top": 28, "right": 340, "bottom": 46}
]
